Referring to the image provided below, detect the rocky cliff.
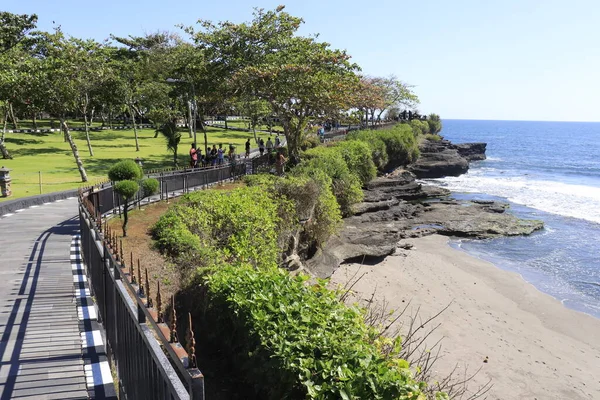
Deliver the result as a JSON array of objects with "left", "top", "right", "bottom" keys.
[
  {"left": 305, "top": 168, "right": 543, "bottom": 279},
  {"left": 409, "top": 139, "right": 486, "bottom": 178}
]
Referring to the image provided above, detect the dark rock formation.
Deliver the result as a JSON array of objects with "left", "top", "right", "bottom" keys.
[
  {"left": 455, "top": 142, "right": 487, "bottom": 161},
  {"left": 408, "top": 139, "right": 486, "bottom": 178},
  {"left": 305, "top": 171, "right": 543, "bottom": 278}
]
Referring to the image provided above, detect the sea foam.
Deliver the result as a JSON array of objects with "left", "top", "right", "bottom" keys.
[{"left": 428, "top": 173, "right": 600, "bottom": 225}]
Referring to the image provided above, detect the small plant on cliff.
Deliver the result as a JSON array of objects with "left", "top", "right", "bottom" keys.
[
  {"left": 427, "top": 113, "right": 442, "bottom": 135},
  {"left": 108, "top": 160, "right": 142, "bottom": 236},
  {"left": 296, "top": 146, "right": 363, "bottom": 216}
]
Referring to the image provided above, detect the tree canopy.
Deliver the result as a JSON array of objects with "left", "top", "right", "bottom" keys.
[{"left": 0, "top": 8, "right": 428, "bottom": 174}]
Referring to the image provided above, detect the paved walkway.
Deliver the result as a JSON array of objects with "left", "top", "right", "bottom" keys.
[{"left": 0, "top": 198, "right": 88, "bottom": 399}]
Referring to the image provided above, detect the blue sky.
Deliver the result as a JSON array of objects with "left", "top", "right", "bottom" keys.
[{"left": 6, "top": 0, "right": 600, "bottom": 121}]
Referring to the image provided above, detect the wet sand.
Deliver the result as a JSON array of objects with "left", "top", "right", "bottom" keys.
[{"left": 330, "top": 234, "right": 600, "bottom": 400}]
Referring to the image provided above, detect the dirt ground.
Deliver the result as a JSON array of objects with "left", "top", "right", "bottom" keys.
[{"left": 107, "top": 182, "right": 243, "bottom": 313}]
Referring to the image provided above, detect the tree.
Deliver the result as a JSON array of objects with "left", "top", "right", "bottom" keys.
[
  {"left": 237, "top": 97, "right": 271, "bottom": 143},
  {"left": 0, "top": 12, "right": 38, "bottom": 159},
  {"left": 72, "top": 38, "right": 111, "bottom": 156},
  {"left": 187, "top": 7, "right": 360, "bottom": 164},
  {"left": 108, "top": 160, "right": 143, "bottom": 236},
  {"left": 28, "top": 29, "right": 89, "bottom": 181},
  {"left": 354, "top": 76, "right": 385, "bottom": 128},
  {"left": 373, "top": 75, "right": 420, "bottom": 124},
  {"left": 111, "top": 33, "right": 180, "bottom": 151},
  {"left": 0, "top": 12, "right": 37, "bottom": 54},
  {"left": 156, "top": 121, "right": 181, "bottom": 167}
]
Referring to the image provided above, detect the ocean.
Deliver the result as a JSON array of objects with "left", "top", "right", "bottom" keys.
[{"left": 426, "top": 119, "right": 600, "bottom": 318}]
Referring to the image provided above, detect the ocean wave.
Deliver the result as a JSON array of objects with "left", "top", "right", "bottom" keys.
[{"left": 431, "top": 174, "right": 600, "bottom": 224}]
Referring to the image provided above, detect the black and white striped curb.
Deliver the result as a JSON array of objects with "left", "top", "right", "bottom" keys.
[{"left": 71, "top": 235, "right": 118, "bottom": 399}]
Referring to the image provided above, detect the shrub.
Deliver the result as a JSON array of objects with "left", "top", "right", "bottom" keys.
[
  {"left": 427, "top": 113, "right": 442, "bottom": 135},
  {"left": 346, "top": 130, "right": 389, "bottom": 171},
  {"left": 141, "top": 178, "right": 159, "bottom": 198},
  {"left": 108, "top": 160, "right": 143, "bottom": 182},
  {"left": 152, "top": 212, "right": 201, "bottom": 257},
  {"left": 114, "top": 180, "right": 139, "bottom": 200},
  {"left": 424, "top": 134, "right": 442, "bottom": 142},
  {"left": 301, "top": 134, "right": 321, "bottom": 150},
  {"left": 409, "top": 119, "right": 429, "bottom": 137},
  {"left": 152, "top": 187, "right": 285, "bottom": 270},
  {"left": 245, "top": 173, "right": 342, "bottom": 251},
  {"left": 335, "top": 140, "right": 377, "bottom": 184},
  {"left": 296, "top": 146, "right": 363, "bottom": 216},
  {"left": 197, "top": 265, "right": 426, "bottom": 400},
  {"left": 377, "top": 124, "right": 420, "bottom": 168}
]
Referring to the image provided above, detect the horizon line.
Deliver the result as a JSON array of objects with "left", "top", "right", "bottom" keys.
[{"left": 441, "top": 118, "right": 600, "bottom": 123}]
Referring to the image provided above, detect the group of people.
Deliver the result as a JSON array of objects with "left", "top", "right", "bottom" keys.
[
  {"left": 255, "top": 136, "right": 281, "bottom": 156},
  {"left": 190, "top": 137, "right": 286, "bottom": 175},
  {"left": 189, "top": 143, "right": 236, "bottom": 168}
]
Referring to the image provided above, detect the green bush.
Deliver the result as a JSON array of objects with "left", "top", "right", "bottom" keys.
[
  {"left": 245, "top": 173, "right": 342, "bottom": 250},
  {"left": 197, "top": 265, "right": 426, "bottom": 400},
  {"left": 346, "top": 130, "right": 389, "bottom": 170},
  {"left": 152, "top": 186, "right": 285, "bottom": 270},
  {"left": 377, "top": 124, "right": 420, "bottom": 168},
  {"left": 427, "top": 113, "right": 442, "bottom": 135},
  {"left": 409, "top": 119, "right": 429, "bottom": 137},
  {"left": 301, "top": 134, "right": 321, "bottom": 150},
  {"left": 108, "top": 160, "right": 143, "bottom": 182},
  {"left": 141, "top": 178, "right": 159, "bottom": 197},
  {"left": 152, "top": 212, "right": 202, "bottom": 257},
  {"left": 114, "top": 180, "right": 139, "bottom": 200},
  {"left": 296, "top": 146, "right": 363, "bottom": 216},
  {"left": 424, "top": 134, "right": 442, "bottom": 142},
  {"left": 335, "top": 140, "right": 377, "bottom": 185}
]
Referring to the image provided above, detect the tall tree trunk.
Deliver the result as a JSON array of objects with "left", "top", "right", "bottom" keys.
[
  {"left": 83, "top": 113, "right": 94, "bottom": 156},
  {"left": 60, "top": 118, "right": 88, "bottom": 182},
  {"left": 199, "top": 120, "right": 208, "bottom": 155},
  {"left": 224, "top": 112, "right": 228, "bottom": 130},
  {"left": 187, "top": 100, "right": 193, "bottom": 139},
  {"left": 129, "top": 105, "right": 140, "bottom": 151},
  {"left": 173, "top": 149, "right": 178, "bottom": 167},
  {"left": 32, "top": 112, "right": 38, "bottom": 130},
  {"left": 252, "top": 124, "right": 257, "bottom": 144},
  {"left": 8, "top": 103, "right": 18, "bottom": 130},
  {"left": 1, "top": 108, "right": 12, "bottom": 159},
  {"left": 122, "top": 199, "right": 129, "bottom": 237}
]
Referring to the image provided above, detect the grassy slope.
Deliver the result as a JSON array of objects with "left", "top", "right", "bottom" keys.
[{"left": 1, "top": 126, "right": 256, "bottom": 200}]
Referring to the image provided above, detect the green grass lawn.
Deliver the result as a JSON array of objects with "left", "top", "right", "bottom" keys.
[{"left": 0, "top": 126, "right": 254, "bottom": 201}]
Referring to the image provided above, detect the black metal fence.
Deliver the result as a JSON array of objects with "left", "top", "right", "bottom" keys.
[
  {"left": 78, "top": 163, "right": 252, "bottom": 400},
  {"left": 89, "top": 163, "right": 247, "bottom": 216}
]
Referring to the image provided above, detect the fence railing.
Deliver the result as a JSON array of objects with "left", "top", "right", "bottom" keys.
[{"left": 78, "top": 163, "right": 251, "bottom": 400}]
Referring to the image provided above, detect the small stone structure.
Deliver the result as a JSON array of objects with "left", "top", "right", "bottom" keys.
[{"left": 0, "top": 166, "right": 11, "bottom": 197}]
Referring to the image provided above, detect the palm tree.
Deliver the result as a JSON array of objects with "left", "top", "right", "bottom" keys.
[{"left": 156, "top": 121, "right": 181, "bottom": 167}]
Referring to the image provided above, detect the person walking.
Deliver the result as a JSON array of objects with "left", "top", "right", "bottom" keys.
[
  {"left": 210, "top": 144, "right": 218, "bottom": 167},
  {"left": 274, "top": 136, "right": 280, "bottom": 148},
  {"left": 266, "top": 137, "right": 274, "bottom": 153},
  {"left": 259, "top": 138, "right": 265, "bottom": 156},
  {"left": 275, "top": 149, "right": 286, "bottom": 176},
  {"left": 245, "top": 138, "right": 251, "bottom": 158},
  {"left": 189, "top": 143, "right": 198, "bottom": 168},
  {"left": 217, "top": 144, "right": 225, "bottom": 165}
]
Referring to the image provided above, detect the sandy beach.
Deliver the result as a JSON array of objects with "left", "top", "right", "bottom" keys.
[{"left": 329, "top": 234, "right": 600, "bottom": 400}]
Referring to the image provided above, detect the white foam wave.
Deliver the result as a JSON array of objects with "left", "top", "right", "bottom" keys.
[
  {"left": 485, "top": 156, "right": 503, "bottom": 161},
  {"left": 431, "top": 174, "right": 600, "bottom": 224}
]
